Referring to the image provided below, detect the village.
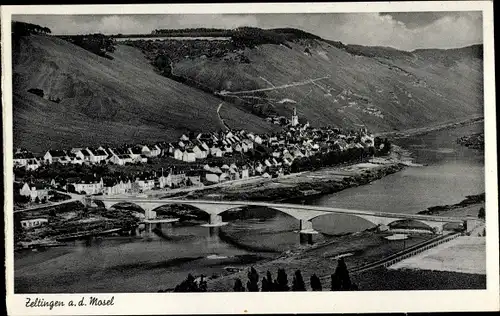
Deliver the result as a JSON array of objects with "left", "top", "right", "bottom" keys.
[{"left": 13, "top": 109, "right": 388, "bottom": 212}]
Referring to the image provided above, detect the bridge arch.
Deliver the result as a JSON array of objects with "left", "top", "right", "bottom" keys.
[
  {"left": 388, "top": 219, "right": 434, "bottom": 232},
  {"left": 104, "top": 201, "right": 147, "bottom": 215},
  {"left": 307, "top": 212, "right": 378, "bottom": 235},
  {"left": 149, "top": 203, "right": 211, "bottom": 221}
]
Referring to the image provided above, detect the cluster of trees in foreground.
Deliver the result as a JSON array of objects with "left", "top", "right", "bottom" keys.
[{"left": 164, "top": 258, "right": 357, "bottom": 292}]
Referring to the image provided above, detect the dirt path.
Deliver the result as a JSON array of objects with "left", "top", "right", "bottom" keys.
[
  {"left": 216, "top": 102, "right": 230, "bottom": 130},
  {"left": 218, "top": 75, "right": 331, "bottom": 96}
]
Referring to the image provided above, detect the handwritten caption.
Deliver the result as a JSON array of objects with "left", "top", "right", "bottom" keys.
[{"left": 25, "top": 296, "right": 114, "bottom": 310}]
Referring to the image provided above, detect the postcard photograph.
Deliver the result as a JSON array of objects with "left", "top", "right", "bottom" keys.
[{"left": 3, "top": 1, "right": 499, "bottom": 315}]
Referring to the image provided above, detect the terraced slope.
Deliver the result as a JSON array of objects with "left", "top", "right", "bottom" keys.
[{"left": 163, "top": 39, "right": 483, "bottom": 132}]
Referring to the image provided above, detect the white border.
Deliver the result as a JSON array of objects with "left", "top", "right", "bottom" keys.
[{"left": 2, "top": 2, "right": 498, "bottom": 315}]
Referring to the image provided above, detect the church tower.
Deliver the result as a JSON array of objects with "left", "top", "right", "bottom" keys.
[{"left": 291, "top": 107, "right": 299, "bottom": 127}]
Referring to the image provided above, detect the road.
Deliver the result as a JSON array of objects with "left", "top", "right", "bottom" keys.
[
  {"left": 216, "top": 102, "right": 230, "bottom": 130},
  {"left": 217, "top": 75, "right": 331, "bottom": 96}
]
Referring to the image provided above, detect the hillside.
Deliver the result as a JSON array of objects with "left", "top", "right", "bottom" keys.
[
  {"left": 12, "top": 28, "right": 483, "bottom": 153},
  {"left": 126, "top": 33, "right": 483, "bottom": 134},
  {"left": 12, "top": 35, "right": 278, "bottom": 154}
]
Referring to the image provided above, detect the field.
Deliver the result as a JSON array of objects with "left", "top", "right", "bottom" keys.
[{"left": 389, "top": 236, "right": 486, "bottom": 275}]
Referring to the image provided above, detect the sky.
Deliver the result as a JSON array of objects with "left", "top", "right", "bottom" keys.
[{"left": 14, "top": 11, "right": 483, "bottom": 51}]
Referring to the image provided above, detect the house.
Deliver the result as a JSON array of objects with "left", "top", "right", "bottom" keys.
[
  {"left": 129, "top": 146, "right": 143, "bottom": 160},
  {"left": 140, "top": 145, "right": 151, "bottom": 156},
  {"left": 79, "top": 149, "right": 94, "bottom": 164},
  {"left": 192, "top": 145, "right": 208, "bottom": 160},
  {"left": 148, "top": 144, "right": 162, "bottom": 157},
  {"left": 20, "top": 217, "right": 49, "bottom": 229},
  {"left": 182, "top": 150, "right": 196, "bottom": 162},
  {"left": 26, "top": 158, "right": 42, "bottom": 171},
  {"left": 233, "top": 143, "right": 242, "bottom": 152},
  {"left": 91, "top": 148, "right": 108, "bottom": 163},
  {"left": 103, "top": 178, "right": 129, "bottom": 195},
  {"left": 68, "top": 177, "right": 104, "bottom": 195},
  {"left": 165, "top": 170, "right": 187, "bottom": 187},
  {"left": 241, "top": 168, "right": 250, "bottom": 179},
  {"left": 224, "top": 145, "right": 233, "bottom": 154},
  {"left": 254, "top": 135, "right": 263, "bottom": 144},
  {"left": 180, "top": 134, "right": 190, "bottom": 141},
  {"left": 135, "top": 176, "right": 155, "bottom": 191},
  {"left": 68, "top": 153, "right": 84, "bottom": 165},
  {"left": 109, "top": 154, "right": 133, "bottom": 165},
  {"left": 13, "top": 152, "right": 35, "bottom": 168},
  {"left": 19, "top": 182, "right": 50, "bottom": 201},
  {"left": 173, "top": 148, "right": 184, "bottom": 161},
  {"left": 43, "top": 150, "right": 69, "bottom": 164},
  {"left": 210, "top": 145, "right": 223, "bottom": 158}
]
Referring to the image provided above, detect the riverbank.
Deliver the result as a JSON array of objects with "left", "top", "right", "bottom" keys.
[
  {"left": 418, "top": 193, "right": 485, "bottom": 218},
  {"left": 180, "top": 160, "right": 406, "bottom": 202}
]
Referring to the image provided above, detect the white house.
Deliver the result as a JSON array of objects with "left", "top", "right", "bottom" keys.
[
  {"left": 135, "top": 177, "right": 155, "bottom": 191},
  {"left": 19, "top": 182, "right": 50, "bottom": 201},
  {"left": 241, "top": 168, "right": 250, "bottom": 179},
  {"left": 44, "top": 150, "right": 69, "bottom": 164},
  {"left": 173, "top": 149, "right": 184, "bottom": 161},
  {"left": 192, "top": 146, "right": 208, "bottom": 160},
  {"left": 109, "top": 154, "right": 133, "bottom": 165},
  {"left": 182, "top": 150, "right": 196, "bottom": 162},
  {"left": 69, "top": 178, "right": 104, "bottom": 195},
  {"left": 26, "top": 158, "right": 42, "bottom": 171},
  {"left": 103, "top": 179, "right": 130, "bottom": 195},
  {"left": 90, "top": 148, "right": 108, "bottom": 164},
  {"left": 210, "top": 146, "right": 223, "bottom": 157},
  {"left": 148, "top": 145, "right": 162, "bottom": 157}
]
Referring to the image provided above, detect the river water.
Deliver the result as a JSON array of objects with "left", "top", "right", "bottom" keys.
[{"left": 14, "top": 122, "right": 484, "bottom": 293}]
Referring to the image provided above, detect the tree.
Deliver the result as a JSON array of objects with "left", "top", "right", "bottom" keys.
[
  {"left": 310, "top": 274, "right": 322, "bottom": 291},
  {"left": 233, "top": 278, "right": 245, "bottom": 292},
  {"left": 262, "top": 270, "right": 274, "bottom": 292},
  {"left": 292, "top": 270, "right": 306, "bottom": 291},
  {"left": 34, "top": 196, "right": 40, "bottom": 204},
  {"left": 331, "top": 258, "right": 352, "bottom": 291},
  {"left": 274, "top": 268, "right": 289, "bottom": 291},
  {"left": 246, "top": 267, "right": 260, "bottom": 292}
]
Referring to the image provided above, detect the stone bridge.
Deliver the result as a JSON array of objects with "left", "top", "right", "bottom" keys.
[{"left": 89, "top": 196, "right": 467, "bottom": 234}]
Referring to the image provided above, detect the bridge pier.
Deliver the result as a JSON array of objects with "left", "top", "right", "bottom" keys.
[
  {"left": 299, "top": 219, "right": 318, "bottom": 245},
  {"left": 201, "top": 214, "right": 228, "bottom": 227}
]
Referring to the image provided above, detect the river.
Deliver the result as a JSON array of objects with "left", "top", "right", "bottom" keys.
[{"left": 14, "top": 122, "right": 484, "bottom": 293}]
